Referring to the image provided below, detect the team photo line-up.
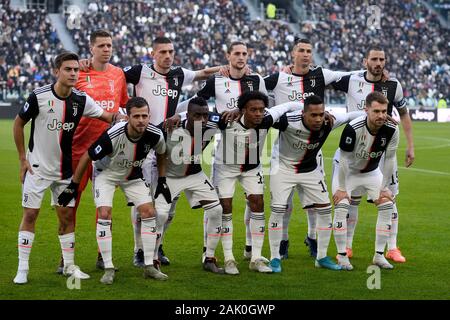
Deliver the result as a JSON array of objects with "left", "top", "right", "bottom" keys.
[{"left": 12, "top": 29, "right": 414, "bottom": 285}]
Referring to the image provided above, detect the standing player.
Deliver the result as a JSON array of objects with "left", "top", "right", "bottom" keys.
[
  {"left": 331, "top": 46, "right": 414, "bottom": 262},
  {"left": 333, "top": 91, "right": 399, "bottom": 270},
  {"left": 263, "top": 38, "right": 363, "bottom": 260},
  {"left": 212, "top": 91, "right": 301, "bottom": 274},
  {"left": 56, "top": 29, "right": 129, "bottom": 273},
  {"left": 268, "top": 95, "right": 364, "bottom": 272},
  {"left": 155, "top": 97, "right": 225, "bottom": 274},
  {"left": 58, "top": 97, "right": 170, "bottom": 284},
  {"left": 122, "top": 37, "right": 224, "bottom": 266},
  {"left": 12, "top": 52, "right": 123, "bottom": 284},
  {"left": 178, "top": 41, "right": 269, "bottom": 263}
]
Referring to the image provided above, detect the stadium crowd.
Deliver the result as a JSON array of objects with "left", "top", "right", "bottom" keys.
[
  {"left": 0, "top": 0, "right": 448, "bottom": 106},
  {"left": 301, "top": 0, "right": 450, "bottom": 107},
  {"left": 68, "top": 0, "right": 294, "bottom": 98},
  {"left": 0, "top": 1, "right": 63, "bottom": 102}
]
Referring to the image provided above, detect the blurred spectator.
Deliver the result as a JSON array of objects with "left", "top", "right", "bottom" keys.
[
  {"left": 66, "top": 0, "right": 293, "bottom": 98},
  {"left": 301, "top": 0, "right": 449, "bottom": 106},
  {"left": 0, "top": 5, "right": 63, "bottom": 100}
]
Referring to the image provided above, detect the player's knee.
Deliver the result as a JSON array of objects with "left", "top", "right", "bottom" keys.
[
  {"left": 98, "top": 207, "right": 112, "bottom": 220},
  {"left": 138, "top": 203, "right": 156, "bottom": 219},
  {"left": 22, "top": 209, "right": 39, "bottom": 225},
  {"left": 247, "top": 194, "right": 264, "bottom": 212},
  {"left": 220, "top": 198, "right": 232, "bottom": 214}
]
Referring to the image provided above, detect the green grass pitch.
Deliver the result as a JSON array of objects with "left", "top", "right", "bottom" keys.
[{"left": 1, "top": 119, "right": 449, "bottom": 300}]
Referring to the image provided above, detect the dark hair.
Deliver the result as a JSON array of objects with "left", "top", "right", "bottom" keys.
[
  {"left": 294, "top": 37, "right": 311, "bottom": 45},
  {"left": 188, "top": 96, "right": 208, "bottom": 112},
  {"left": 304, "top": 95, "right": 324, "bottom": 111},
  {"left": 153, "top": 37, "right": 172, "bottom": 46},
  {"left": 365, "top": 45, "right": 384, "bottom": 58},
  {"left": 237, "top": 91, "right": 269, "bottom": 110},
  {"left": 90, "top": 29, "right": 112, "bottom": 45},
  {"left": 227, "top": 41, "right": 247, "bottom": 54},
  {"left": 365, "top": 91, "right": 388, "bottom": 107},
  {"left": 293, "top": 37, "right": 312, "bottom": 49},
  {"left": 125, "top": 97, "right": 149, "bottom": 115},
  {"left": 53, "top": 51, "right": 79, "bottom": 69}
]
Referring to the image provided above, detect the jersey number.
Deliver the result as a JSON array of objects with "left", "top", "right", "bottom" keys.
[
  {"left": 318, "top": 180, "right": 327, "bottom": 193},
  {"left": 256, "top": 172, "right": 264, "bottom": 184},
  {"left": 204, "top": 179, "right": 215, "bottom": 191}
]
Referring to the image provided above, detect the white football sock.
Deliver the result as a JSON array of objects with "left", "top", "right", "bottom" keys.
[
  {"left": 17, "top": 231, "right": 34, "bottom": 271},
  {"left": 221, "top": 213, "right": 234, "bottom": 261},
  {"left": 316, "top": 206, "right": 332, "bottom": 260},
  {"left": 204, "top": 201, "right": 222, "bottom": 258},
  {"left": 269, "top": 205, "right": 285, "bottom": 260},
  {"left": 141, "top": 217, "right": 157, "bottom": 266},
  {"left": 306, "top": 208, "right": 317, "bottom": 240},
  {"left": 346, "top": 198, "right": 360, "bottom": 249},
  {"left": 375, "top": 202, "right": 393, "bottom": 253},
  {"left": 388, "top": 203, "right": 399, "bottom": 250},
  {"left": 244, "top": 202, "right": 252, "bottom": 247},
  {"left": 131, "top": 207, "right": 143, "bottom": 252},
  {"left": 249, "top": 211, "right": 265, "bottom": 261},
  {"left": 97, "top": 219, "right": 113, "bottom": 269},
  {"left": 59, "top": 232, "right": 75, "bottom": 267},
  {"left": 334, "top": 199, "right": 349, "bottom": 254},
  {"left": 282, "top": 202, "right": 293, "bottom": 241}
]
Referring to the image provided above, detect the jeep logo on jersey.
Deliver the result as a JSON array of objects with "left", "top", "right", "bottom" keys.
[
  {"left": 95, "top": 100, "right": 115, "bottom": 111},
  {"left": 152, "top": 85, "right": 178, "bottom": 99},
  {"left": 356, "top": 150, "right": 383, "bottom": 160},
  {"left": 292, "top": 140, "right": 320, "bottom": 150},
  {"left": 288, "top": 91, "right": 314, "bottom": 101},
  {"left": 118, "top": 159, "right": 145, "bottom": 168},
  {"left": 226, "top": 98, "right": 238, "bottom": 110},
  {"left": 47, "top": 119, "right": 75, "bottom": 131}
]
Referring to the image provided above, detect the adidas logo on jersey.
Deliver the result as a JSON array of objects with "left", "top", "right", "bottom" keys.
[{"left": 48, "top": 108, "right": 55, "bottom": 113}]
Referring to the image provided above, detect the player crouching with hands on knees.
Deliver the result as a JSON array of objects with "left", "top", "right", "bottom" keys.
[
  {"left": 332, "top": 91, "right": 399, "bottom": 270},
  {"left": 58, "top": 97, "right": 171, "bottom": 284}
]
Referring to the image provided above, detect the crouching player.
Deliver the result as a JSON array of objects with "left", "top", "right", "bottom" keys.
[{"left": 58, "top": 97, "right": 171, "bottom": 284}]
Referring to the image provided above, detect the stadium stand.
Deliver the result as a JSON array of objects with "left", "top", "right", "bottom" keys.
[
  {"left": 0, "top": 1, "right": 63, "bottom": 103},
  {"left": 301, "top": 0, "right": 450, "bottom": 106}
]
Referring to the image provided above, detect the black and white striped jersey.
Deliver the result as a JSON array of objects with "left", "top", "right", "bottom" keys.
[
  {"left": 123, "top": 64, "right": 196, "bottom": 125},
  {"left": 18, "top": 84, "right": 104, "bottom": 180},
  {"left": 197, "top": 74, "right": 268, "bottom": 113},
  {"left": 214, "top": 102, "right": 301, "bottom": 172},
  {"left": 339, "top": 116, "right": 399, "bottom": 173},
  {"left": 88, "top": 121, "right": 165, "bottom": 181},
  {"left": 331, "top": 71, "right": 407, "bottom": 115},
  {"left": 264, "top": 67, "right": 352, "bottom": 104},
  {"left": 165, "top": 115, "right": 220, "bottom": 178},
  {"left": 272, "top": 111, "right": 363, "bottom": 173}
]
